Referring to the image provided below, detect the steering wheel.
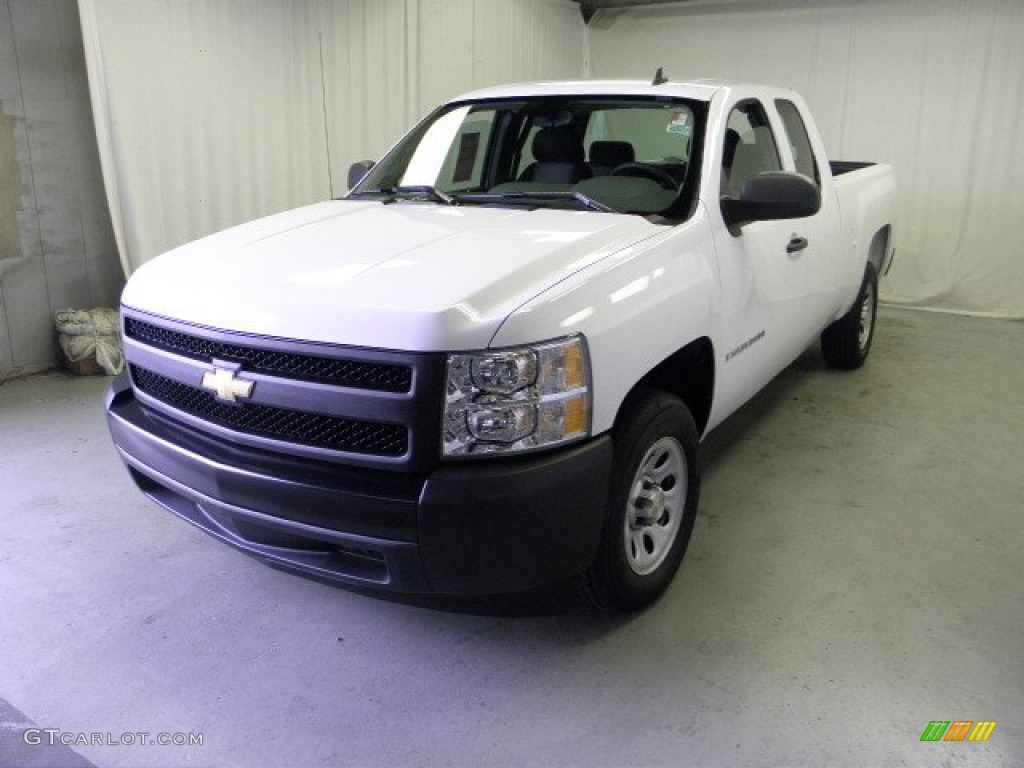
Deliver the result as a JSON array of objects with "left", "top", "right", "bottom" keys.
[{"left": 610, "top": 162, "right": 679, "bottom": 191}]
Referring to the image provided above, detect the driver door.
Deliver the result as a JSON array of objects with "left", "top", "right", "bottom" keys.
[{"left": 712, "top": 98, "right": 826, "bottom": 417}]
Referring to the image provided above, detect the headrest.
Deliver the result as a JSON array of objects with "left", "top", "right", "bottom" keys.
[
  {"left": 532, "top": 126, "right": 584, "bottom": 164},
  {"left": 589, "top": 140, "right": 635, "bottom": 168}
]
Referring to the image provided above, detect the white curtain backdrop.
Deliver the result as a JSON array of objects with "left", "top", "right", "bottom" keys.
[
  {"left": 80, "top": 0, "right": 1023, "bottom": 316},
  {"left": 588, "top": 0, "right": 1024, "bottom": 317},
  {"left": 78, "top": 0, "right": 584, "bottom": 275}
]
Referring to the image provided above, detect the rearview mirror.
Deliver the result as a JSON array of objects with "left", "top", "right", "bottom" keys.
[
  {"left": 721, "top": 171, "right": 820, "bottom": 234},
  {"left": 348, "top": 160, "right": 375, "bottom": 190}
]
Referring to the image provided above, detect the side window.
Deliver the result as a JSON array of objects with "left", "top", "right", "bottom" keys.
[
  {"left": 775, "top": 99, "right": 820, "bottom": 185},
  {"left": 722, "top": 100, "right": 781, "bottom": 197},
  {"left": 398, "top": 105, "right": 498, "bottom": 192},
  {"left": 433, "top": 110, "right": 497, "bottom": 192}
]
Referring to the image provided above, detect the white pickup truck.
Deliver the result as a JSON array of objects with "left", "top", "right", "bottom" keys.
[{"left": 107, "top": 79, "right": 895, "bottom": 611}]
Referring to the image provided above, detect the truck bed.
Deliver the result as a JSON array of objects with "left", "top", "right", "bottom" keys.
[
  {"left": 831, "top": 160, "right": 897, "bottom": 289},
  {"left": 830, "top": 160, "right": 876, "bottom": 176}
]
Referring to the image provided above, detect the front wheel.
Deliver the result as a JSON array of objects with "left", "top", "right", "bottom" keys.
[
  {"left": 821, "top": 264, "right": 878, "bottom": 369},
  {"left": 584, "top": 389, "right": 700, "bottom": 612}
]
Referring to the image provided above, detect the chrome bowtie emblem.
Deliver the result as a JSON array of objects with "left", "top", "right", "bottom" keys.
[{"left": 201, "top": 367, "right": 254, "bottom": 403}]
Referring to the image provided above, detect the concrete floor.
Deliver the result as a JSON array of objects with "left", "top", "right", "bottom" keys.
[{"left": 0, "top": 306, "right": 1021, "bottom": 768}]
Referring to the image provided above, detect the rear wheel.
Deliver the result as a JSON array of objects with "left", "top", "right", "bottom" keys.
[
  {"left": 822, "top": 264, "right": 878, "bottom": 369},
  {"left": 584, "top": 389, "right": 700, "bottom": 612}
]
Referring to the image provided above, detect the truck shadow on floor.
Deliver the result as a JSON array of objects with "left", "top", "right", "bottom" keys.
[{"left": 699, "top": 345, "right": 828, "bottom": 472}]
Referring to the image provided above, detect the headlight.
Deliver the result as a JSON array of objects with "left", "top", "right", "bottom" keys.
[{"left": 443, "top": 335, "right": 591, "bottom": 457}]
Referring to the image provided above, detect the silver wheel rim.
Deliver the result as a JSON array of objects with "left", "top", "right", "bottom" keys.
[
  {"left": 858, "top": 280, "right": 875, "bottom": 352},
  {"left": 623, "top": 436, "right": 686, "bottom": 576}
]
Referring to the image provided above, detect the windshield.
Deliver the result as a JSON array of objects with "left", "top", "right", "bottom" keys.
[{"left": 349, "top": 96, "right": 706, "bottom": 220}]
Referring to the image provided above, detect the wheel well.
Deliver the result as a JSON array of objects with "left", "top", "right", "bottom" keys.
[
  {"left": 868, "top": 225, "right": 891, "bottom": 275},
  {"left": 628, "top": 338, "right": 715, "bottom": 437}
]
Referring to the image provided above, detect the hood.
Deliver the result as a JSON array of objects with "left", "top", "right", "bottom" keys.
[{"left": 122, "top": 200, "right": 661, "bottom": 351}]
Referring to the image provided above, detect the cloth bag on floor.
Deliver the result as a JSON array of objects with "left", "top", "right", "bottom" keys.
[{"left": 54, "top": 308, "right": 123, "bottom": 375}]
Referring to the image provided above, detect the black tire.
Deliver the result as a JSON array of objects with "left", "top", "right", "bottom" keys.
[
  {"left": 821, "top": 264, "right": 878, "bottom": 369},
  {"left": 584, "top": 389, "right": 700, "bottom": 612}
]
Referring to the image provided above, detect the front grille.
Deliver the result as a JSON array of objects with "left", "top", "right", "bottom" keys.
[
  {"left": 125, "top": 317, "right": 412, "bottom": 393},
  {"left": 131, "top": 365, "right": 408, "bottom": 457}
]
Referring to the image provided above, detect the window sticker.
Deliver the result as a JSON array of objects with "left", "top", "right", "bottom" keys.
[{"left": 667, "top": 109, "right": 692, "bottom": 137}]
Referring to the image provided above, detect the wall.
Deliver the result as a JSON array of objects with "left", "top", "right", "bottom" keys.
[
  {"left": 0, "top": 0, "right": 121, "bottom": 379},
  {"left": 588, "top": 0, "right": 1024, "bottom": 317}
]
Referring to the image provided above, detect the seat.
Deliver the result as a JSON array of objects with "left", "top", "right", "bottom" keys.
[
  {"left": 723, "top": 127, "right": 779, "bottom": 197},
  {"left": 589, "top": 140, "right": 635, "bottom": 176},
  {"left": 519, "top": 126, "right": 592, "bottom": 184}
]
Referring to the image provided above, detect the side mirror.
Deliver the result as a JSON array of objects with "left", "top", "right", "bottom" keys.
[
  {"left": 348, "top": 160, "right": 375, "bottom": 190},
  {"left": 721, "top": 171, "right": 821, "bottom": 233}
]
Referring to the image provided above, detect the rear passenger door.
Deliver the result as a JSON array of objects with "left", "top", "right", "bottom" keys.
[{"left": 773, "top": 97, "right": 845, "bottom": 314}]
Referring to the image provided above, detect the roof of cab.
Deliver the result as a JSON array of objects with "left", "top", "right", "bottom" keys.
[{"left": 447, "top": 79, "right": 728, "bottom": 103}]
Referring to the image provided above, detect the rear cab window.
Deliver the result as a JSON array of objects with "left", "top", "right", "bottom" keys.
[{"left": 774, "top": 99, "right": 820, "bottom": 185}]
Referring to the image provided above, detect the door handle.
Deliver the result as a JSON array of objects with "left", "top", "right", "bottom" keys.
[{"left": 786, "top": 236, "right": 808, "bottom": 254}]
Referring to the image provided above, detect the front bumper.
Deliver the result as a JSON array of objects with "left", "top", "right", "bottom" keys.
[{"left": 106, "top": 371, "right": 612, "bottom": 596}]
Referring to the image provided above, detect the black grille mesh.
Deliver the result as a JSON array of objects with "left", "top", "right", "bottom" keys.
[
  {"left": 131, "top": 365, "right": 408, "bottom": 457},
  {"left": 125, "top": 317, "right": 412, "bottom": 393}
]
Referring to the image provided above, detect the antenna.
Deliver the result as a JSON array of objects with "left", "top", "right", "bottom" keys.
[
  {"left": 318, "top": 32, "right": 335, "bottom": 198},
  {"left": 652, "top": 67, "right": 668, "bottom": 86}
]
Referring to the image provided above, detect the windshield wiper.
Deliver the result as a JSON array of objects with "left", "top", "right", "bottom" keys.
[
  {"left": 351, "top": 187, "right": 615, "bottom": 212},
  {"left": 454, "top": 191, "right": 616, "bottom": 213},
  {"left": 353, "top": 185, "right": 457, "bottom": 206}
]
